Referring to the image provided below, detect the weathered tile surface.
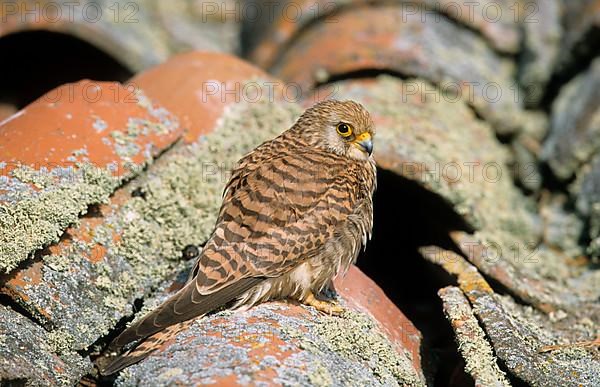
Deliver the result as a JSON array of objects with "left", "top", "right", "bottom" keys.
[
  {"left": 0, "top": 80, "right": 182, "bottom": 273},
  {"left": 320, "top": 76, "right": 600, "bottom": 313},
  {"left": 518, "top": 0, "right": 563, "bottom": 106},
  {"left": 542, "top": 58, "right": 600, "bottom": 181},
  {"left": 438, "top": 286, "right": 510, "bottom": 387},
  {"left": 131, "top": 51, "right": 283, "bottom": 142},
  {"left": 0, "top": 305, "right": 91, "bottom": 386},
  {"left": 272, "top": 5, "right": 522, "bottom": 134},
  {"left": 422, "top": 247, "right": 600, "bottom": 387},
  {"left": 113, "top": 267, "right": 425, "bottom": 386}
]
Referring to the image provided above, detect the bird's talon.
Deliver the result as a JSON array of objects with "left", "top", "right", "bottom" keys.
[{"left": 303, "top": 292, "right": 344, "bottom": 316}]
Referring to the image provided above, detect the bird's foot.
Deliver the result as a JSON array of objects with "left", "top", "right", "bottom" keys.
[{"left": 302, "top": 292, "right": 344, "bottom": 316}]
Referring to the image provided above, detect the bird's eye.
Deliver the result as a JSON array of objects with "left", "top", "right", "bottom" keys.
[{"left": 336, "top": 122, "right": 353, "bottom": 137}]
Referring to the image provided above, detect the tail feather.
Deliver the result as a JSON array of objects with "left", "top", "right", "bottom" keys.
[
  {"left": 100, "top": 321, "right": 191, "bottom": 375},
  {"left": 98, "top": 277, "right": 263, "bottom": 375},
  {"left": 109, "top": 277, "right": 261, "bottom": 351}
]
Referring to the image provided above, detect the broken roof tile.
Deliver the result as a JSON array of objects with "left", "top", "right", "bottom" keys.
[
  {"left": 438, "top": 286, "right": 510, "bottom": 387},
  {"left": 421, "top": 247, "right": 600, "bottom": 387}
]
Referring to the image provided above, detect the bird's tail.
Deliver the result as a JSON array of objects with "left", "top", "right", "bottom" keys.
[
  {"left": 99, "top": 320, "right": 192, "bottom": 375},
  {"left": 97, "top": 276, "right": 262, "bottom": 375}
]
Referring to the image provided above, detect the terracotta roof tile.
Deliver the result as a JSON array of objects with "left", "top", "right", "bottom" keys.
[
  {"left": 115, "top": 266, "right": 425, "bottom": 386},
  {"left": 0, "top": 80, "right": 182, "bottom": 273}
]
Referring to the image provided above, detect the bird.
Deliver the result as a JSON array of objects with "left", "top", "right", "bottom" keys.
[{"left": 98, "top": 100, "right": 377, "bottom": 375}]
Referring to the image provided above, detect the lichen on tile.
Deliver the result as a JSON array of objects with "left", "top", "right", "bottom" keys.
[
  {"left": 0, "top": 163, "right": 120, "bottom": 273},
  {"left": 327, "top": 75, "right": 539, "bottom": 247},
  {"left": 0, "top": 305, "right": 91, "bottom": 386},
  {"left": 484, "top": 294, "right": 600, "bottom": 386},
  {"left": 439, "top": 286, "right": 510, "bottom": 386},
  {"left": 301, "top": 309, "right": 422, "bottom": 386},
  {"left": 115, "top": 302, "right": 422, "bottom": 386}
]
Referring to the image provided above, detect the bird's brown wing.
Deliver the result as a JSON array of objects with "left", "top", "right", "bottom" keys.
[
  {"left": 187, "top": 149, "right": 364, "bottom": 290},
  {"left": 101, "top": 149, "right": 364, "bottom": 374}
]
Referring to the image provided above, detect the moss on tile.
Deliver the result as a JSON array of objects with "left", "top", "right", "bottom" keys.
[
  {"left": 306, "top": 309, "right": 422, "bottom": 386},
  {"left": 0, "top": 163, "right": 119, "bottom": 273},
  {"left": 439, "top": 286, "right": 510, "bottom": 386}
]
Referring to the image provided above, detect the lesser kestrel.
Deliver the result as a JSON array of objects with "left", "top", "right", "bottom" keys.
[{"left": 100, "top": 100, "right": 376, "bottom": 374}]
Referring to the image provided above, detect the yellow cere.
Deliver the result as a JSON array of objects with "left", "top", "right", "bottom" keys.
[{"left": 354, "top": 132, "right": 371, "bottom": 142}]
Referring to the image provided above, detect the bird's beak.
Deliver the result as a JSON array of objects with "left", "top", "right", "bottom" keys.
[{"left": 354, "top": 132, "right": 373, "bottom": 156}]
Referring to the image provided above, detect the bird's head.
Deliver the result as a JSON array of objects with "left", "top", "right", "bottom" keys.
[{"left": 294, "top": 100, "right": 375, "bottom": 161}]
